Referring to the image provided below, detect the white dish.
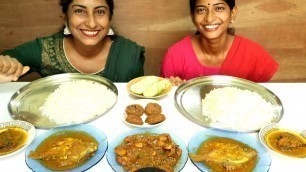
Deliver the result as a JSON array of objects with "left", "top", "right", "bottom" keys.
[
  {"left": 127, "top": 76, "right": 172, "bottom": 99},
  {"left": 259, "top": 124, "right": 306, "bottom": 158},
  {"left": 123, "top": 99, "right": 166, "bottom": 128},
  {"left": 0, "top": 120, "right": 35, "bottom": 158}
]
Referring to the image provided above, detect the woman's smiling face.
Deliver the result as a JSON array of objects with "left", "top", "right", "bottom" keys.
[
  {"left": 192, "top": 0, "right": 237, "bottom": 39},
  {"left": 67, "top": 0, "right": 111, "bottom": 46}
]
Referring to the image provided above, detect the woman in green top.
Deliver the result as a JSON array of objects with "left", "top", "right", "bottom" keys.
[{"left": 0, "top": 0, "right": 145, "bottom": 83}]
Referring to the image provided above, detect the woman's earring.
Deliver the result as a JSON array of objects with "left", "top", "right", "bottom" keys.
[
  {"left": 63, "top": 23, "right": 71, "bottom": 35},
  {"left": 107, "top": 28, "right": 114, "bottom": 35}
]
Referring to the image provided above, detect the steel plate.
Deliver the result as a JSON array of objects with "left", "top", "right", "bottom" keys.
[
  {"left": 9, "top": 73, "right": 118, "bottom": 129},
  {"left": 174, "top": 75, "right": 283, "bottom": 132}
]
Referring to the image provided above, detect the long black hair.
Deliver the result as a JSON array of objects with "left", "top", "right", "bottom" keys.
[{"left": 189, "top": 0, "right": 236, "bottom": 35}]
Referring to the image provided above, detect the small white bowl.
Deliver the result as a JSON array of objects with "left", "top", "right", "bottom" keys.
[
  {"left": 259, "top": 123, "right": 305, "bottom": 158},
  {"left": 0, "top": 120, "right": 36, "bottom": 158}
]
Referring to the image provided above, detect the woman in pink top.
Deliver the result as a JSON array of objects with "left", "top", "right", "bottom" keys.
[{"left": 160, "top": 0, "right": 278, "bottom": 85}]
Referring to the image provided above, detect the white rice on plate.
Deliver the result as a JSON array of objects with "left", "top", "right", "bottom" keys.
[
  {"left": 40, "top": 80, "right": 117, "bottom": 124},
  {"left": 202, "top": 87, "right": 276, "bottom": 131}
]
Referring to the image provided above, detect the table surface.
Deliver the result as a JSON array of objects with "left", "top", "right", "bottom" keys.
[{"left": 0, "top": 82, "right": 305, "bottom": 172}]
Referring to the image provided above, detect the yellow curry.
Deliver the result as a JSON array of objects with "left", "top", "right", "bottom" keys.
[
  {"left": 28, "top": 130, "right": 98, "bottom": 171},
  {"left": 0, "top": 127, "right": 28, "bottom": 155},
  {"left": 190, "top": 137, "right": 258, "bottom": 172},
  {"left": 265, "top": 130, "right": 306, "bottom": 158}
]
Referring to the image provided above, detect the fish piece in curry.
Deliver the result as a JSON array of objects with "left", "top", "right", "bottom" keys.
[
  {"left": 28, "top": 131, "right": 98, "bottom": 170},
  {"left": 266, "top": 130, "right": 306, "bottom": 158},
  {"left": 190, "top": 137, "right": 258, "bottom": 172}
]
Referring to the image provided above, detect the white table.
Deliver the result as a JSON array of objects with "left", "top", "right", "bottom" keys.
[{"left": 0, "top": 82, "right": 305, "bottom": 172}]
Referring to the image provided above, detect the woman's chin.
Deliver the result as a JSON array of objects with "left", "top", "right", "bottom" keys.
[{"left": 78, "top": 38, "right": 103, "bottom": 46}]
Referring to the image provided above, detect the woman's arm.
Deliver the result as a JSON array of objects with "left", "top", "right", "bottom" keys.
[
  {"left": 160, "top": 50, "right": 186, "bottom": 86},
  {"left": 0, "top": 37, "right": 43, "bottom": 83}
]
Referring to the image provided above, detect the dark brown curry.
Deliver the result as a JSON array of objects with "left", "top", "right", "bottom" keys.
[
  {"left": 265, "top": 130, "right": 306, "bottom": 158},
  {"left": 28, "top": 130, "right": 98, "bottom": 170},
  {"left": 0, "top": 127, "right": 28, "bottom": 155},
  {"left": 115, "top": 133, "right": 182, "bottom": 172},
  {"left": 190, "top": 137, "right": 258, "bottom": 172}
]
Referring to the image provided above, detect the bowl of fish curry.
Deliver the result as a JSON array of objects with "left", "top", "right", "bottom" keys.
[
  {"left": 259, "top": 124, "right": 306, "bottom": 158},
  {"left": 188, "top": 129, "right": 271, "bottom": 172},
  {"left": 25, "top": 124, "right": 107, "bottom": 171},
  {"left": 0, "top": 120, "right": 35, "bottom": 158}
]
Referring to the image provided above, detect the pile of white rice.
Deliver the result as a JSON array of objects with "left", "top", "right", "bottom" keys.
[
  {"left": 40, "top": 80, "right": 117, "bottom": 124},
  {"left": 202, "top": 87, "right": 276, "bottom": 131}
]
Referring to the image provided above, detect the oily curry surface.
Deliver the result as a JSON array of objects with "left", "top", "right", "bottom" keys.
[
  {"left": 0, "top": 127, "right": 28, "bottom": 155},
  {"left": 114, "top": 133, "right": 182, "bottom": 172},
  {"left": 190, "top": 137, "right": 258, "bottom": 172},
  {"left": 265, "top": 130, "right": 306, "bottom": 158},
  {"left": 28, "top": 130, "right": 98, "bottom": 171}
]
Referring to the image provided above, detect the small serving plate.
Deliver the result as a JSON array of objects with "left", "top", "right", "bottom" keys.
[
  {"left": 0, "top": 120, "right": 35, "bottom": 158},
  {"left": 259, "top": 124, "right": 306, "bottom": 158},
  {"left": 127, "top": 76, "right": 172, "bottom": 99}
]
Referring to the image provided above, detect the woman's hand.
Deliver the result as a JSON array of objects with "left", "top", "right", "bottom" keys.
[
  {"left": 169, "top": 76, "right": 186, "bottom": 86},
  {"left": 0, "top": 55, "right": 30, "bottom": 83}
]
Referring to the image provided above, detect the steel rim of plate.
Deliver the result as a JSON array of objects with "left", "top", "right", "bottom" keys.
[
  {"left": 174, "top": 75, "right": 284, "bottom": 132},
  {"left": 8, "top": 73, "right": 118, "bottom": 129}
]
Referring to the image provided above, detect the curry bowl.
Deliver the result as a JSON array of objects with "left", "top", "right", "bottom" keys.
[
  {"left": 175, "top": 75, "right": 283, "bottom": 132},
  {"left": 259, "top": 124, "right": 306, "bottom": 158},
  {"left": 0, "top": 120, "right": 35, "bottom": 158},
  {"left": 106, "top": 128, "right": 188, "bottom": 172},
  {"left": 188, "top": 128, "right": 271, "bottom": 172},
  {"left": 25, "top": 124, "right": 108, "bottom": 172}
]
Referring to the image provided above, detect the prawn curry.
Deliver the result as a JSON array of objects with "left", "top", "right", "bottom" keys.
[
  {"left": 115, "top": 133, "right": 182, "bottom": 172},
  {"left": 28, "top": 130, "right": 98, "bottom": 171},
  {"left": 190, "top": 137, "right": 258, "bottom": 172}
]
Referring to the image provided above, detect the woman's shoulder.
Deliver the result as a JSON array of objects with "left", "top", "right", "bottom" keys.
[
  {"left": 40, "top": 32, "right": 64, "bottom": 40},
  {"left": 231, "top": 35, "right": 273, "bottom": 60},
  {"left": 33, "top": 32, "right": 64, "bottom": 45},
  {"left": 113, "top": 35, "right": 144, "bottom": 48},
  {"left": 234, "top": 35, "right": 265, "bottom": 50}
]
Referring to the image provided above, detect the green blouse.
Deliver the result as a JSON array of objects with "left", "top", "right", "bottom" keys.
[{"left": 2, "top": 32, "right": 145, "bottom": 82}]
